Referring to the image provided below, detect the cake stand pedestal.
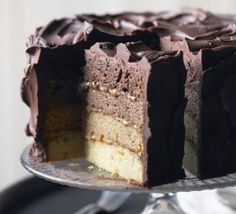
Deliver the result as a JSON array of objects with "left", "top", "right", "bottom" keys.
[{"left": 21, "top": 146, "right": 236, "bottom": 213}]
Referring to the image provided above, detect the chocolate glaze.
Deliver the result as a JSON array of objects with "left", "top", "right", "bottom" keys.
[{"left": 21, "top": 9, "right": 236, "bottom": 183}]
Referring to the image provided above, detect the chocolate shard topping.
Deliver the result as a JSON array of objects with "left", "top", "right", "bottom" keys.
[{"left": 25, "top": 9, "right": 236, "bottom": 56}]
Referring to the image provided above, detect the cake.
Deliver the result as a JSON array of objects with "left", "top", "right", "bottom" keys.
[
  {"left": 21, "top": 16, "right": 186, "bottom": 186},
  {"left": 21, "top": 9, "right": 236, "bottom": 186}
]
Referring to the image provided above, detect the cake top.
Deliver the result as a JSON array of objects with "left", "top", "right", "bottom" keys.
[
  {"left": 90, "top": 41, "right": 181, "bottom": 63},
  {"left": 27, "top": 9, "right": 236, "bottom": 53}
]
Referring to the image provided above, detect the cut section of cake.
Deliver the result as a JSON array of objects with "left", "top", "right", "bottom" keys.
[
  {"left": 21, "top": 16, "right": 186, "bottom": 186},
  {"left": 82, "top": 42, "right": 186, "bottom": 185}
]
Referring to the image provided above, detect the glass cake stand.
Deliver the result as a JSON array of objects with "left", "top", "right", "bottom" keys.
[{"left": 21, "top": 146, "right": 236, "bottom": 213}]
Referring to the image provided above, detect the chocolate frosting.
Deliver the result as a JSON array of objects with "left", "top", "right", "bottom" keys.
[{"left": 26, "top": 9, "right": 236, "bottom": 52}]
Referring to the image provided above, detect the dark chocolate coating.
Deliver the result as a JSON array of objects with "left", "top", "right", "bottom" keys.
[
  {"left": 145, "top": 52, "right": 186, "bottom": 185},
  {"left": 199, "top": 47, "right": 236, "bottom": 178}
]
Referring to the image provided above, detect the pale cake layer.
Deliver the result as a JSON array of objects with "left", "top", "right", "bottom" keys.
[
  {"left": 86, "top": 140, "right": 144, "bottom": 184},
  {"left": 46, "top": 132, "right": 84, "bottom": 161},
  {"left": 44, "top": 104, "right": 82, "bottom": 134},
  {"left": 84, "top": 46, "right": 146, "bottom": 100},
  {"left": 84, "top": 110, "right": 143, "bottom": 154}
]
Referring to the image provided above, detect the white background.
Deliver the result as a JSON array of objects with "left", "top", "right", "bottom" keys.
[{"left": 1, "top": 0, "right": 236, "bottom": 191}]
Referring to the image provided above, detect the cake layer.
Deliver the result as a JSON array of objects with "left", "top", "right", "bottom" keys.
[
  {"left": 46, "top": 132, "right": 84, "bottom": 161},
  {"left": 86, "top": 140, "right": 144, "bottom": 184},
  {"left": 84, "top": 43, "right": 147, "bottom": 100},
  {"left": 84, "top": 87, "right": 144, "bottom": 129},
  {"left": 84, "top": 110, "right": 143, "bottom": 154},
  {"left": 44, "top": 104, "right": 82, "bottom": 135}
]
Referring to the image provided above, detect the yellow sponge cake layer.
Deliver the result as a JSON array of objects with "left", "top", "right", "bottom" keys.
[
  {"left": 86, "top": 140, "right": 145, "bottom": 184},
  {"left": 46, "top": 132, "right": 85, "bottom": 161},
  {"left": 85, "top": 110, "right": 143, "bottom": 154}
]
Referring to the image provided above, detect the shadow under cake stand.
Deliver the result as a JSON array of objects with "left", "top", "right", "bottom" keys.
[{"left": 21, "top": 146, "right": 236, "bottom": 213}]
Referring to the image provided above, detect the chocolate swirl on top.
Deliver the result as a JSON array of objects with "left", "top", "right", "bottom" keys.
[
  {"left": 27, "top": 13, "right": 155, "bottom": 49},
  {"left": 186, "top": 24, "right": 236, "bottom": 51},
  {"left": 152, "top": 9, "right": 236, "bottom": 50}
]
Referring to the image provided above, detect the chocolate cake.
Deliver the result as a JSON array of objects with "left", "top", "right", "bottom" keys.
[
  {"left": 21, "top": 9, "right": 236, "bottom": 186},
  {"left": 21, "top": 15, "right": 186, "bottom": 186}
]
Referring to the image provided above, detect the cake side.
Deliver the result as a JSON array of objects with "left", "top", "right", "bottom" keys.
[{"left": 81, "top": 42, "right": 186, "bottom": 185}]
